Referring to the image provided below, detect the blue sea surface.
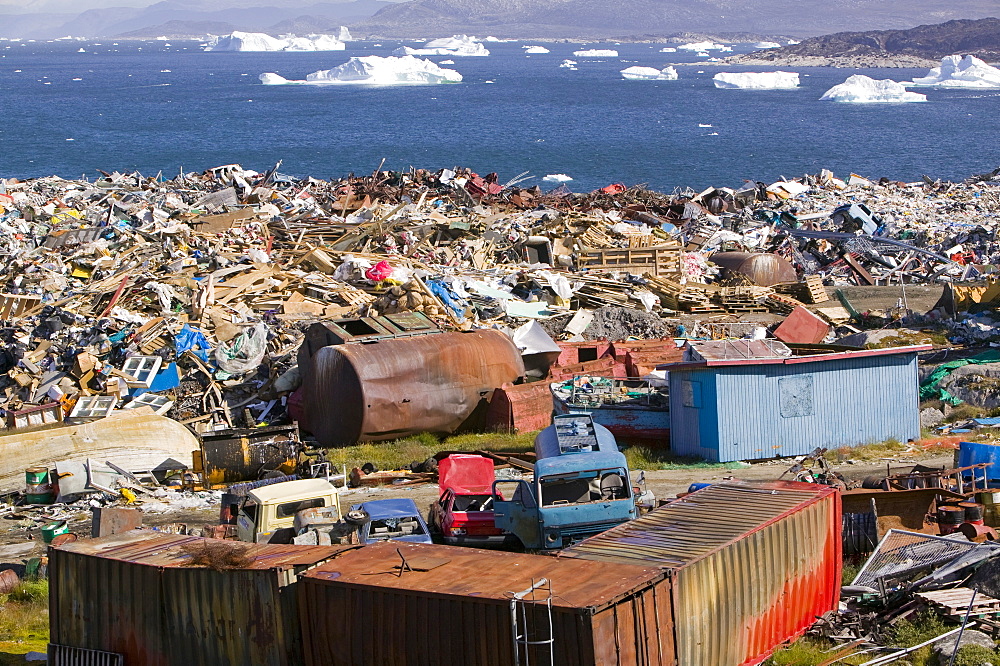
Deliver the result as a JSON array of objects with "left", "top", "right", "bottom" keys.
[{"left": 1, "top": 38, "right": 998, "bottom": 191}]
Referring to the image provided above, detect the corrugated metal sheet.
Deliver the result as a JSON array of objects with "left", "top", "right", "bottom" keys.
[
  {"left": 484, "top": 381, "right": 554, "bottom": 434},
  {"left": 669, "top": 349, "right": 921, "bottom": 461},
  {"left": 561, "top": 482, "right": 841, "bottom": 666},
  {"left": 300, "top": 329, "right": 525, "bottom": 446},
  {"left": 49, "top": 532, "right": 344, "bottom": 666},
  {"left": 298, "top": 540, "right": 673, "bottom": 666}
]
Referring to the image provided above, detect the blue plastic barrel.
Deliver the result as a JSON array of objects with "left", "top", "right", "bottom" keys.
[
  {"left": 687, "top": 482, "right": 713, "bottom": 494},
  {"left": 958, "top": 441, "right": 1000, "bottom": 482}
]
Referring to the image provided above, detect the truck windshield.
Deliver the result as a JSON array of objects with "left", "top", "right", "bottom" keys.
[
  {"left": 276, "top": 497, "right": 326, "bottom": 519},
  {"left": 540, "top": 469, "right": 629, "bottom": 506}
]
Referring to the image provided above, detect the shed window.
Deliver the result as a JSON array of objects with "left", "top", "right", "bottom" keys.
[
  {"left": 681, "top": 380, "right": 701, "bottom": 408},
  {"left": 779, "top": 375, "right": 814, "bottom": 418}
]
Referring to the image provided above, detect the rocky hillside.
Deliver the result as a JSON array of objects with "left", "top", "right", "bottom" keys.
[
  {"left": 727, "top": 17, "right": 1000, "bottom": 67},
  {"left": 351, "top": 0, "right": 1000, "bottom": 39}
]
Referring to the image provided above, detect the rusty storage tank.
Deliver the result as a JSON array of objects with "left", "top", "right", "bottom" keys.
[
  {"left": 298, "top": 540, "right": 673, "bottom": 666},
  {"left": 48, "top": 531, "right": 346, "bottom": 666},
  {"left": 560, "top": 481, "right": 842, "bottom": 666},
  {"left": 298, "top": 318, "right": 525, "bottom": 446},
  {"left": 709, "top": 251, "right": 797, "bottom": 286}
]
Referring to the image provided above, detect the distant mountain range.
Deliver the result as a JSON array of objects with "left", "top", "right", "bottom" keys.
[
  {"left": 1, "top": 0, "right": 998, "bottom": 40},
  {"left": 728, "top": 17, "right": 1000, "bottom": 66},
  {"left": 352, "top": 0, "right": 1000, "bottom": 39},
  {"left": 0, "top": 0, "right": 390, "bottom": 39}
]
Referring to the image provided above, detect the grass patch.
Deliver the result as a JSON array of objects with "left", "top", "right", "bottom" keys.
[
  {"left": 829, "top": 438, "right": 909, "bottom": 462},
  {"left": 841, "top": 562, "right": 862, "bottom": 587},
  {"left": 764, "top": 637, "right": 841, "bottom": 666},
  {"left": 865, "top": 330, "right": 949, "bottom": 349},
  {"left": 622, "top": 446, "right": 749, "bottom": 471},
  {"left": 0, "top": 579, "right": 49, "bottom": 665},
  {"left": 322, "top": 430, "right": 537, "bottom": 471}
]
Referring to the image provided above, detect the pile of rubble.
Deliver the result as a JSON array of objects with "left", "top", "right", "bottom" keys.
[{"left": 0, "top": 161, "right": 997, "bottom": 460}]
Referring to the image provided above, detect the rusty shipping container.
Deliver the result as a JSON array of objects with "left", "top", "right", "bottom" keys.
[
  {"left": 49, "top": 531, "right": 344, "bottom": 666},
  {"left": 560, "top": 481, "right": 842, "bottom": 666},
  {"left": 299, "top": 328, "right": 525, "bottom": 446},
  {"left": 298, "top": 540, "right": 673, "bottom": 666}
]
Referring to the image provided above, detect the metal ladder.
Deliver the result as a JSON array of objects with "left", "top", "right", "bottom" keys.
[{"left": 510, "top": 578, "right": 555, "bottom": 666}]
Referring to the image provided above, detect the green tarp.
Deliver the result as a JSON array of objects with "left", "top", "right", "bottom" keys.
[{"left": 919, "top": 349, "right": 1000, "bottom": 404}]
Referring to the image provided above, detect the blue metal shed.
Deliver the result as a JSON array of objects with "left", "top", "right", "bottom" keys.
[{"left": 666, "top": 344, "right": 928, "bottom": 462}]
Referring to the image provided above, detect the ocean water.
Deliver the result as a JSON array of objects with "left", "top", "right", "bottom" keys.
[{"left": 1, "top": 38, "right": 999, "bottom": 192}]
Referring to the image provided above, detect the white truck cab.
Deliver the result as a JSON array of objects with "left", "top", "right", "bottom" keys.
[{"left": 236, "top": 478, "right": 342, "bottom": 544}]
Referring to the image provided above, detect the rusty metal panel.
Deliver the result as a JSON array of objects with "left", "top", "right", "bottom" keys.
[
  {"left": 301, "top": 329, "right": 525, "bottom": 445},
  {"left": 548, "top": 356, "right": 619, "bottom": 381},
  {"left": 49, "top": 532, "right": 344, "bottom": 666},
  {"left": 556, "top": 340, "right": 611, "bottom": 367},
  {"left": 561, "top": 482, "right": 841, "bottom": 666},
  {"left": 709, "top": 252, "right": 797, "bottom": 286},
  {"left": 773, "top": 306, "right": 832, "bottom": 345},
  {"left": 201, "top": 424, "right": 299, "bottom": 485},
  {"left": 484, "top": 381, "right": 553, "bottom": 433},
  {"left": 299, "top": 541, "right": 669, "bottom": 666}
]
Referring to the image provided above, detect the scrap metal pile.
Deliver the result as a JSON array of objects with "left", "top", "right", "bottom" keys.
[{"left": 0, "top": 162, "right": 997, "bottom": 460}]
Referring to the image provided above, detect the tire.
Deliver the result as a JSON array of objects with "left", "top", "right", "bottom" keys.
[{"left": 345, "top": 509, "right": 370, "bottom": 525}]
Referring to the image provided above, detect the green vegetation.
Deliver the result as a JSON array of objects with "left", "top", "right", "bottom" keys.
[
  {"left": 622, "top": 445, "right": 749, "bottom": 471},
  {"left": 955, "top": 644, "right": 1000, "bottom": 666},
  {"left": 841, "top": 561, "right": 862, "bottom": 587},
  {"left": 765, "top": 638, "right": 835, "bottom": 666},
  {"left": 322, "top": 430, "right": 537, "bottom": 471},
  {"left": 865, "top": 330, "right": 949, "bottom": 349},
  {"left": 0, "top": 579, "right": 49, "bottom": 665}
]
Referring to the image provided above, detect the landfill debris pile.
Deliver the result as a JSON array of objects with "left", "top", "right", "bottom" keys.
[{"left": 0, "top": 161, "right": 997, "bottom": 456}]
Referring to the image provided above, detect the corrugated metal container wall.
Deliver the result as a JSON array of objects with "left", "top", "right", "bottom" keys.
[
  {"left": 561, "top": 482, "right": 842, "bottom": 666},
  {"left": 48, "top": 532, "right": 342, "bottom": 666},
  {"left": 303, "top": 330, "right": 525, "bottom": 446},
  {"left": 298, "top": 541, "right": 674, "bottom": 666},
  {"left": 669, "top": 352, "right": 920, "bottom": 462}
]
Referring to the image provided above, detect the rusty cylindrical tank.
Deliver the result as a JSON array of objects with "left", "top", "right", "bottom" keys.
[
  {"left": 709, "top": 251, "right": 797, "bottom": 286},
  {"left": 301, "top": 330, "right": 525, "bottom": 446}
]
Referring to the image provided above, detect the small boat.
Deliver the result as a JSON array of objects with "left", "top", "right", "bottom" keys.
[{"left": 551, "top": 375, "right": 670, "bottom": 444}]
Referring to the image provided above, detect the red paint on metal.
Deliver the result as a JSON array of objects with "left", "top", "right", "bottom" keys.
[
  {"left": 660, "top": 344, "right": 932, "bottom": 371},
  {"left": 438, "top": 454, "right": 495, "bottom": 495},
  {"left": 547, "top": 356, "right": 619, "bottom": 381},
  {"left": 774, "top": 306, "right": 832, "bottom": 345},
  {"left": 484, "top": 381, "right": 553, "bottom": 433},
  {"left": 555, "top": 339, "right": 611, "bottom": 367}
]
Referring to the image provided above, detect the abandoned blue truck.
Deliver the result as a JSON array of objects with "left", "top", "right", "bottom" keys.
[{"left": 491, "top": 414, "right": 637, "bottom": 550}]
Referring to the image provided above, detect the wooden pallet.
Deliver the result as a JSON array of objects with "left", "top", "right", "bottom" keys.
[
  {"left": 804, "top": 275, "right": 829, "bottom": 304},
  {"left": 916, "top": 588, "right": 1000, "bottom": 620},
  {"left": 578, "top": 246, "right": 681, "bottom": 278}
]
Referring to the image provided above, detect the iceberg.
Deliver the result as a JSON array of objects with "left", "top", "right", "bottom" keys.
[
  {"left": 204, "top": 31, "right": 347, "bottom": 52},
  {"left": 752, "top": 41, "right": 782, "bottom": 49},
  {"left": 523, "top": 45, "right": 550, "bottom": 54},
  {"left": 820, "top": 75, "right": 927, "bottom": 103},
  {"left": 659, "top": 47, "right": 676, "bottom": 53},
  {"left": 713, "top": 71, "right": 799, "bottom": 89},
  {"left": 559, "top": 59, "right": 578, "bottom": 70},
  {"left": 911, "top": 55, "right": 1000, "bottom": 88},
  {"left": 394, "top": 35, "right": 489, "bottom": 57},
  {"left": 259, "top": 56, "right": 462, "bottom": 86},
  {"left": 543, "top": 174, "right": 573, "bottom": 182},
  {"left": 573, "top": 49, "right": 618, "bottom": 57},
  {"left": 678, "top": 41, "right": 730, "bottom": 52},
  {"left": 621, "top": 65, "right": 678, "bottom": 81}
]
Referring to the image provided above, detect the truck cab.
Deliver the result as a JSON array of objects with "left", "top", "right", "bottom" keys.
[
  {"left": 236, "top": 478, "right": 342, "bottom": 543},
  {"left": 492, "top": 415, "right": 637, "bottom": 550}
]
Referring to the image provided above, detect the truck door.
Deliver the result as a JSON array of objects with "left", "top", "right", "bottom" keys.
[{"left": 492, "top": 479, "right": 541, "bottom": 550}]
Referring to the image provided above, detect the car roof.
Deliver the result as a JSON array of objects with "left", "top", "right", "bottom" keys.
[
  {"left": 248, "top": 478, "right": 337, "bottom": 504},
  {"left": 352, "top": 498, "right": 424, "bottom": 520}
]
